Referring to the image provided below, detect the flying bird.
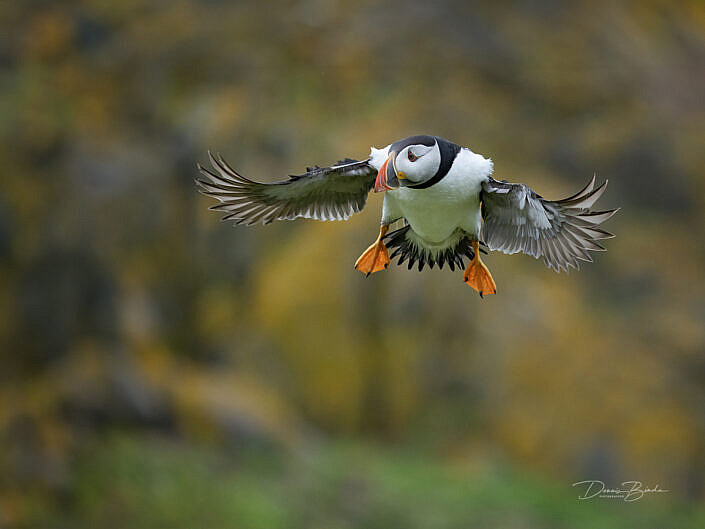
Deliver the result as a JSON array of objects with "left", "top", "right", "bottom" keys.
[{"left": 196, "top": 135, "right": 617, "bottom": 297}]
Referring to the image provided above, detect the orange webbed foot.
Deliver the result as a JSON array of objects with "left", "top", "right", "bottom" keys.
[
  {"left": 464, "top": 241, "right": 497, "bottom": 298},
  {"left": 354, "top": 225, "right": 390, "bottom": 277}
]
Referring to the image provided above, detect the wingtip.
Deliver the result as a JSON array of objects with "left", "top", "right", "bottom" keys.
[
  {"left": 207, "top": 150, "right": 219, "bottom": 167},
  {"left": 593, "top": 178, "right": 608, "bottom": 193},
  {"left": 559, "top": 173, "right": 597, "bottom": 204},
  {"left": 599, "top": 208, "right": 620, "bottom": 223}
]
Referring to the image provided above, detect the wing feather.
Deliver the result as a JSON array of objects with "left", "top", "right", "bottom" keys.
[
  {"left": 481, "top": 176, "right": 618, "bottom": 272},
  {"left": 196, "top": 152, "right": 377, "bottom": 225}
]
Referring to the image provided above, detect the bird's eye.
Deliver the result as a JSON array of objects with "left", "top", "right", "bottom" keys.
[{"left": 408, "top": 151, "right": 418, "bottom": 162}]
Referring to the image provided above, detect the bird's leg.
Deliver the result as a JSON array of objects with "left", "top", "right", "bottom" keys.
[
  {"left": 354, "top": 224, "right": 390, "bottom": 276},
  {"left": 463, "top": 240, "right": 497, "bottom": 298}
]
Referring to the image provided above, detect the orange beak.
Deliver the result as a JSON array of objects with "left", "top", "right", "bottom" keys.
[{"left": 374, "top": 153, "right": 400, "bottom": 193}]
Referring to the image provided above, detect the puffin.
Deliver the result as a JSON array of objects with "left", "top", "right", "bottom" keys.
[{"left": 196, "top": 135, "right": 617, "bottom": 297}]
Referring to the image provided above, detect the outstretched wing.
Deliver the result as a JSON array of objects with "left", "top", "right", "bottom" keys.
[
  {"left": 196, "top": 152, "right": 377, "bottom": 225},
  {"left": 480, "top": 175, "right": 618, "bottom": 272}
]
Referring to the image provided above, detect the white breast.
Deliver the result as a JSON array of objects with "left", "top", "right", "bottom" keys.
[{"left": 385, "top": 148, "right": 493, "bottom": 243}]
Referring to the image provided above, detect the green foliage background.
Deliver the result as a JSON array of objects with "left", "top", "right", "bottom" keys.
[{"left": 1, "top": 0, "right": 705, "bottom": 527}]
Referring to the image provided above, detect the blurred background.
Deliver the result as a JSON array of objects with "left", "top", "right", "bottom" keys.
[{"left": 2, "top": 0, "right": 705, "bottom": 527}]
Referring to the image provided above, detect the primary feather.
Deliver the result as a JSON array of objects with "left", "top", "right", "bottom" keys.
[
  {"left": 196, "top": 152, "right": 377, "bottom": 225},
  {"left": 480, "top": 175, "right": 618, "bottom": 272}
]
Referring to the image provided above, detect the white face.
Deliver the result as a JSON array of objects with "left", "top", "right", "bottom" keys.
[{"left": 394, "top": 142, "right": 441, "bottom": 185}]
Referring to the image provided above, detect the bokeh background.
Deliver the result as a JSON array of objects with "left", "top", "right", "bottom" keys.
[{"left": 2, "top": 1, "right": 705, "bottom": 527}]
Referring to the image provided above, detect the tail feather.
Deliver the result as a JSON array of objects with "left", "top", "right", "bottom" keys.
[{"left": 384, "top": 226, "right": 478, "bottom": 272}]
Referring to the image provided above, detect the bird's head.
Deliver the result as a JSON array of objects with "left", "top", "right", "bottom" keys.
[{"left": 374, "top": 135, "right": 442, "bottom": 192}]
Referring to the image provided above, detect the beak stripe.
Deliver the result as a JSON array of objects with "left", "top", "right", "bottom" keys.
[{"left": 374, "top": 153, "right": 398, "bottom": 193}]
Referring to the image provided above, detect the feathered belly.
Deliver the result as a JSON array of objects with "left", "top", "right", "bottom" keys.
[
  {"left": 383, "top": 188, "right": 483, "bottom": 272},
  {"left": 393, "top": 188, "right": 482, "bottom": 244}
]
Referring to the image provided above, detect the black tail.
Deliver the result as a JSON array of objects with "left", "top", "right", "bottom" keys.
[{"left": 384, "top": 225, "right": 486, "bottom": 272}]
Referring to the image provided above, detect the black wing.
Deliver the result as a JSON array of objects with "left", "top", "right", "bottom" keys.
[
  {"left": 196, "top": 152, "right": 377, "bottom": 225},
  {"left": 480, "top": 175, "right": 618, "bottom": 272}
]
